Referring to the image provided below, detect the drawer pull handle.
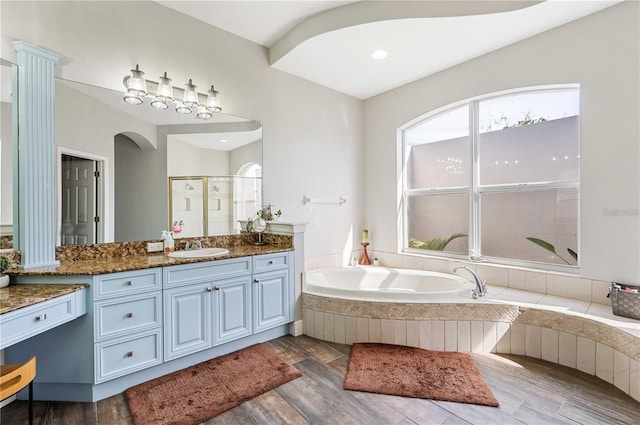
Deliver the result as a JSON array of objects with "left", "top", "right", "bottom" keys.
[
  {"left": 206, "top": 287, "right": 213, "bottom": 292},
  {"left": 126, "top": 281, "right": 133, "bottom": 286},
  {"left": 214, "top": 286, "right": 220, "bottom": 291},
  {"left": 126, "top": 313, "right": 134, "bottom": 318},
  {"left": 268, "top": 260, "right": 274, "bottom": 265},
  {"left": 126, "top": 351, "right": 134, "bottom": 358},
  {"left": 254, "top": 278, "right": 260, "bottom": 284},
  {"left": 35, "top": 314, "right": 47, "bottom": 322}
]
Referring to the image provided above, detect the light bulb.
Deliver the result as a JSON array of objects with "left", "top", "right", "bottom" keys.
[
  {"left": 183, "top": 79, "right": 199, "bottom": 108},
  {"left": 206, "top": 85, "right": 222, "bottom": 113}
]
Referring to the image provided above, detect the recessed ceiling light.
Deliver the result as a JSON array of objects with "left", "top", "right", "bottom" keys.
[
  {"left": 220, "top": 139, "right": 228, "bottom": 143},
  {"left": 370, "top": 49, "right": 388, "bottom": 60}
]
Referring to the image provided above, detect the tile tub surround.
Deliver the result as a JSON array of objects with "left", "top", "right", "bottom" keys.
[
  {"left": 6, "top": 235, "right": 293, "bottom": 276},
  {"left": 302, "top": 287, "right": 640, "bottom": 402}
]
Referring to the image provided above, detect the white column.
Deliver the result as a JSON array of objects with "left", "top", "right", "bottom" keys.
[{"left": 13, "top": 42, "right": 60, "bottom": 269}]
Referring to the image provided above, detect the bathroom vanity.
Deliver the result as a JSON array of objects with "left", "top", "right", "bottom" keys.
[
  {"left": 5, "top": 248, "right": 295, "bottom": 402},
  {"left": 0, "top": 284, "right": 88, "bottom": 350}
]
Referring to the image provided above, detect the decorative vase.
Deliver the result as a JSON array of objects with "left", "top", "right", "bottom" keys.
[{"left": 0, "top": 274, "right": 9, "bottom": 288}]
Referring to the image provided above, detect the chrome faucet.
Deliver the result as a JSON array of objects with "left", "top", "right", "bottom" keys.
[
  {"left": 184, "top": 240, "right": 203, "bottom": 251},
  {"left": 453, "top": 265, "right": 487, "bottom": 299}
]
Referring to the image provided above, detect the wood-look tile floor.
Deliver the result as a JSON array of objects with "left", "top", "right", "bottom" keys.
[{"left": 2, "top": 335, "right": 639, "bottom": 424}]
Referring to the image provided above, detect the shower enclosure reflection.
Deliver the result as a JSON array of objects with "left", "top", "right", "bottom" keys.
[
  {"left": 165, "top": 127, "right": 262, "bottom": 239},
  {"left": 169, "top": 175, "right": 262, "bottom": 238}
]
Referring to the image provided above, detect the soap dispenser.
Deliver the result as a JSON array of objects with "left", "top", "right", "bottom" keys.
[{"left": 161, "top": 231, "right": 174, "bottom": 253}]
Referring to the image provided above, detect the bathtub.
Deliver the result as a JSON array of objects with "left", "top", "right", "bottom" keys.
[{"left": 304, "top": 266, "right": 474, "bottom": 302}]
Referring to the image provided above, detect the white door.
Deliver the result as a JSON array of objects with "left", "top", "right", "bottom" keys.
[{"left": 61, "top": 155, "right": 98, "bottom": 245}]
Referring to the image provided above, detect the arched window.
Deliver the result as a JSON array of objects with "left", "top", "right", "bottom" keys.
[{"left": 401, "top": 86, "right": 580, "bottom": 269}]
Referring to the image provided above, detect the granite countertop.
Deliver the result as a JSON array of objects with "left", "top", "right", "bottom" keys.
[
  {"left": 7, "top": 244, "right": 293, "bottom": 276},
  {"left": 0, "top": 283, "right": 89, "bottom": 315}
]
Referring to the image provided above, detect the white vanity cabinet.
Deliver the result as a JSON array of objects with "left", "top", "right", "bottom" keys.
[
  {"left": 162, "top": 253, "right": 292, "bottom": 360},
  {"left": 6, "top": 250, "right": 294, "bottom": 402},
  {"left": 162, "top": 256, "right": 252, "bottom": 360},
  {"left": 0, "top": 288, "right": 87, "bottom": 350},
  {"left": 253, "top": 253, "right": 291, "bottom": 333},
  {"left": 163, "top": 281, "right": 214, "bottom": 360},
  {"left": 93, "top": 268, "right": 163, "bottom": 383},
  {"left": 213, "top": 275, "right": 252, "bottom": 345}
]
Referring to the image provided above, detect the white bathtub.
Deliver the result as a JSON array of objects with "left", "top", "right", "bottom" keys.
[{"left": 304, "top": 266, "right": 474, "bottom": 302}]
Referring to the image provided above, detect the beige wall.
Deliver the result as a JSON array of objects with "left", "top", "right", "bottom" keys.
[{"left": 364, "top": 2, "right": 639, "bottom": 283}]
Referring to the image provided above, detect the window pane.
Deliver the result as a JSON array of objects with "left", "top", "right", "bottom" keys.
[
  {"left": 407, "top": 194, "right": 468, "bottom": 254},
  {"left": 480, "top": 189, "right": 578, "bottom": 265},
  {"left": 479, "top": 91, "right": 579, "bottom": 185},
  {"left": 405, "top": 106, "right": 469, "bottom": 189}
]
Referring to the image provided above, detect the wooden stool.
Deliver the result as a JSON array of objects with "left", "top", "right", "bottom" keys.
[{"left": 1, "top": 356, "right": 36, "bottom": 425}]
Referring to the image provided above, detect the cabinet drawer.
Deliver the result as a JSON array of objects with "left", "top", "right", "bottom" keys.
[
  {"left": 253, "top": 252, "right": 289, "bottom": 273},
  {"left": 0, "top": 290, "right": 87, "bottom": 350},
  {"left": 95, "top": 293, "right": 162, "bottom": 341},
  {"left": 94, "top": 269, "right": 161, "bottom": 300},
  {"left": 164, "top": 257, "right": 251, "bottom": 288},
  {"left": 95, "top": 329, "right": 162, "bottom": 383}
]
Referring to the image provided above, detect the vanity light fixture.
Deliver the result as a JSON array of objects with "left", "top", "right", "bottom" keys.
[
  {"left": 150, "top": 72, "right": 174, "bottom": 110},
  {"left": 123, "top": 64, "right": 147, "bottom": 105},
  {"left": 175, "top": 102, "right": 192, "bottom": 115},
  {"left": 182, "top": 79, "right": 199, "bottom": 108},
  {"left": 195, "top": 106, "right": 213, "bottom": 120},
  {"left": 206, "top": 86, "right": 222, "bottom": 113},
  {"left": 122, "top": 65, "right": 223, "bottom": 119}
]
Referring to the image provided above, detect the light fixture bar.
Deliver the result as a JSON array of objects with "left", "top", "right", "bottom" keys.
[{"left": 122, "top": 66, "right": 222, "bottom": 119}]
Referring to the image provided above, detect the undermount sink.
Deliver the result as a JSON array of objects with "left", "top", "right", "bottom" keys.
[{"left": 167, "top": 248, "right": 230, "bottom": 259}]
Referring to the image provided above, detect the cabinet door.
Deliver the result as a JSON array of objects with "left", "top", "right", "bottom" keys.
[
  {"left": 164, "top": 282, "right": 213, "bottom": 360},
  {"left": 213, "top": 276, "right": 252, "bottom": 345},
  {"left": 253, "top": 269, "right": 290, "bottom": 333}
]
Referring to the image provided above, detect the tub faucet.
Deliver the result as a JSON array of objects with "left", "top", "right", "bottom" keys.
[{"left": 453, "top": 266, "right": 487, "bottom": 299}]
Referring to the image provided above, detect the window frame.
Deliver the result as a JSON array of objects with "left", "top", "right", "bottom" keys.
[{"left": 400, "top": 85, "right": 580, "bottom": 272}]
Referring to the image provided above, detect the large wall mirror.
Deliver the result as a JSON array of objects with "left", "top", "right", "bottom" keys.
[
  {"left": 0, "top": 60, "right": 14, "bottom": 252},
  {"left": 2, "top": 71, "right": 262, "bottom": 248}
]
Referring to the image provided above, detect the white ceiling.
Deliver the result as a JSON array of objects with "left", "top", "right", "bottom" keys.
[
  {"left": 157, "top": 0, "right": 621, "bottom": 99},
  {"left": 157, "top": 0, "right": 357, "bottom": 48}
]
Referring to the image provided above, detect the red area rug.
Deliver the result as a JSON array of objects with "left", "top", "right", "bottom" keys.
[
  {"left": 125, "top": 343, "right": 302, "bottom": 425},
  {"left": 344, "top": 343, "right": 499, "bottom": 407}
]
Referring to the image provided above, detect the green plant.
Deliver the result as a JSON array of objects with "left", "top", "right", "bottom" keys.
[
  {"left": 409, "top": 233, "right": 467, "bottom": 251},
  {"left": 526, "top": 237, "right": 577, "bottom": 265},
  {"left": 0, "top": 255, "right": 11, "bottom": 274},
  {"left": 275, "top": 209, "right": 282, "bottom": 217}
]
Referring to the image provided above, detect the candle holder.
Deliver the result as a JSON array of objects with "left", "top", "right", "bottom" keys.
[{"left": 360, "top": 242, "right": 370, "bottom": 265}]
